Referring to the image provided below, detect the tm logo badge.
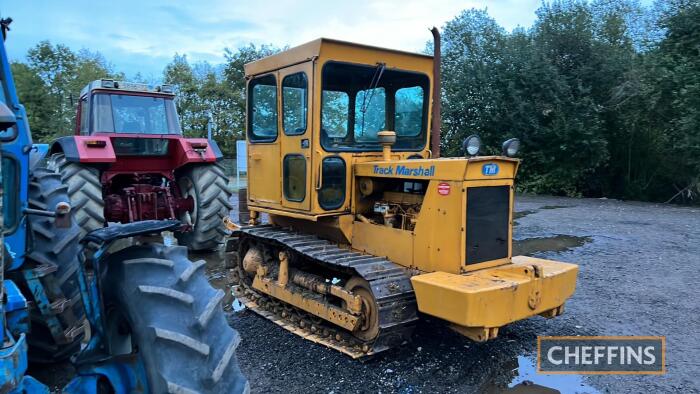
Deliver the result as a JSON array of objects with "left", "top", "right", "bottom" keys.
[{"left": 482, "top": 163, "right": 499, "bottom": 176}]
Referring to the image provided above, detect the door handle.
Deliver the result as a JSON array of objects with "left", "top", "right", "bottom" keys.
[{"left": 315, "top": 162, "right": 323, "bottom": 190}]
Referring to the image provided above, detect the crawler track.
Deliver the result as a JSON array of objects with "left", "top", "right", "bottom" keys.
[{"left": 227, "top": 225, "right": 417, "bottom": 359}]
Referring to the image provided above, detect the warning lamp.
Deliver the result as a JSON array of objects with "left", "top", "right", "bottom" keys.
[
  {"left": 463, "top": 134, "right": 481, "bottom": 157},
  {"left": 502, "top": 138, "right": 520, "bottom": 157},
  {"left": 85, "top": 139, "right": 107, "bottom": 148}
]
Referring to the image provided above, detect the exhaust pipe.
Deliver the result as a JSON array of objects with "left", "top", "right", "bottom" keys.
[{"left": 430, "top": 26, "right": 441, "bottom": 158}]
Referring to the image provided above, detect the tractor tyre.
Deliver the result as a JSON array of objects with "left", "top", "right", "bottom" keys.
[
  {"left": 176, "top": 164, "right": 232, "bottom": 251},
  {"left": 47, "top": 153, "right": 105, "bottom": 238},
  {"left": 101, "top": 243, "right": 249, "bottom": 394},
  {"left": 22, "top": 167, "right": 87, "bottom": 362}
]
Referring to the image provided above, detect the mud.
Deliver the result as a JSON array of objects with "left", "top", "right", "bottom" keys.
[
  {"left": 513, "top": 235, "right": 591, "bottom": 256},
  {"left": 221, "top": 194, "right": 700, "bottom": 394},
  {"left": 30, "top": 193, "right": 700, "bottom": 393}
]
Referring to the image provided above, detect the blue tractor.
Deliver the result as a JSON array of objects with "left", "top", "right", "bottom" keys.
[{"left": 0, "top": 18, "right": 248, "bottom": 393}]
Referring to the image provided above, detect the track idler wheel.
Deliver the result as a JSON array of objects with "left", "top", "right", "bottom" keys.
[{"left": 344, "top": 276, "right": 380, "bottom": 342}]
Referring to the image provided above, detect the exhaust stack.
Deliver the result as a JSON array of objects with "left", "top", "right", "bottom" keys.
[{"left": 430, "top": 27, "right": 441, "bottom": 158}]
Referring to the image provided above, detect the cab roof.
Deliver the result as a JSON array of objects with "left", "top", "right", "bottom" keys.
[
  {"left": 244, "top": 38, "right": 434, "bottom": 78},
  {"left": 80, "top": 79, "right": 175, "bottom": 98}
]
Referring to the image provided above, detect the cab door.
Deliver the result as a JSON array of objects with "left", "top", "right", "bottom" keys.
[
  {"left": 278, "top": 62, "right": 313, "bottom": 211},
  {"left": 247, "top": 73, "right": 282, "bottom": 206}
]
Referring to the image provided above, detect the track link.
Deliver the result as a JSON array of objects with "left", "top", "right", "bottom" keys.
[{"left": 227, "top": 225, "right": 418, "bottom": 359}]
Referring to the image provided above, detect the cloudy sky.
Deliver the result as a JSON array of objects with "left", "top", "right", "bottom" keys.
[{"left": 3, "top": 0, "right": 542, "bottom": 78}]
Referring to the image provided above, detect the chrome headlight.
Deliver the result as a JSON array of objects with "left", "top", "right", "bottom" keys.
[
  {"left": 502, "top": 138, "right": 520, "bottom": 157},
  {"left": 463, "top": 134, "right": 481, "bottom": 156}
]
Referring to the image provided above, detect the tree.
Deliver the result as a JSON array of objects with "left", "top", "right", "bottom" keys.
[
  {"left": 162, "top": 44, "right": 281, "bottom": 157},
  {"left": 221, "top": 44, "right": 281, "bottom": 155},
  {"left": 11, "top": 62, "right": 55, "bottom": 141},
  {"left": 439, "top": 9, "right": 508, "bottom": 157},
  {"left": 14, "top": 41, "right": 120, "bottom": 141}
]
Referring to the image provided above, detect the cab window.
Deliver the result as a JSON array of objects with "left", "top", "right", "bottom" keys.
[
  {"left": 354, "top": 87, "right": 385, "bottom": 141},
  {"left": 0, "top": 78, "right": 17, "bottom": 142},
  {"left": 394, "top": 86, "right": 424, "bottom": 136},
  {"left": 2, "top": 157, "right": 18, "bottom": 232},
  {"left": 282, "top": 73, "right": 307, "bottom": 135},
  {"left": 321, "top": 90, "right": 349, "bottom": 138},
  {"left": 318, "top": 157, "right": 346, "bottom": 210},
  {"left": 320, "top": 61, "right": 429, "bottom": 152},
  {"left": 283, "top": 154, "right": 306, "bottom": 202},
  {"left": 79, "top": 96, "right": 89, "bottom": 135},
  {"left": 248, "top": 74, "right": 278, "bottom": 142}
]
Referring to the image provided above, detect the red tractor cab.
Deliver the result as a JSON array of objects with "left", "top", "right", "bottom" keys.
[{"left": 47, "top": 79, "right": 232, "bottom": 251}]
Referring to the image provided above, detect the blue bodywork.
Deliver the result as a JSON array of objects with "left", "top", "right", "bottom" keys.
[
  {"left": 0, "top": 18, "right": 152, "bottom": 393},
  {"left": 0, "top": 23, "right": 31, "bottom": 272}
]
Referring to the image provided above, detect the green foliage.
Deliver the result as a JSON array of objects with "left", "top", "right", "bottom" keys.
[
  {"left": 162, "top": 44, "right": 281, "bottom": 156},
  {"left": 9, "top": 0, "right": 698, "bottom": 203},
  {"left": 12, "top": 41, "right": 121, "bottom": 141},
  {"left": 439, "top": 0, "right": 699, "bottom": 203}
]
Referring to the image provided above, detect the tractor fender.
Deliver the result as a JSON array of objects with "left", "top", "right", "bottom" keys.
[
  {"left": 209, "top": 138, "right": 224, "bottom": 161},
  {"left": 28, "top": 143, "right": 49, "bottom": 170},
  {"left": 170, "top": 137, "right": 223, "bottom": 170},
  {"left": 50, "top": 136, "right": 116, "bottom": 163}
]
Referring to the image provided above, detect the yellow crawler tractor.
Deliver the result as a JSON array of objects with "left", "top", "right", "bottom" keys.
[{"left": 226, "top": 30, "right": 578, "bottom": 358}]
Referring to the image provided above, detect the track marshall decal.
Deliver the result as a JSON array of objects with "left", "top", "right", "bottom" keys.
[
  {"left": 482, "top": 163, "right": 499, "bottom": 176},
  {"left": 373, "top": 164, "right": 436, "bottom": 177}
]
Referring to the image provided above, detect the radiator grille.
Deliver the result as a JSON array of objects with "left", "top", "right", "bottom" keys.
[{"left": 466, "top": 186, "right": 510, "bottom": 265}]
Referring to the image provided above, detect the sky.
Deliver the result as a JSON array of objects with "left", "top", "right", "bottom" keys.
[{"left": 2, "top": 0, "right": 544, "bottom": 79}]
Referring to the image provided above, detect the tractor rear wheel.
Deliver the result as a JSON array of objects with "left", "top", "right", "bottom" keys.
[
  {"left": 47, "top": 153, "right": 105, "bottom": 238},
  {"left": 102, "top": 243, "right": 248, "bottom": 393},
  {"left": 21, "top": 167, "right": 87, "bottom": 362},
  {"left": 176, "top": 164, "right": 232, "bottom": 251}
]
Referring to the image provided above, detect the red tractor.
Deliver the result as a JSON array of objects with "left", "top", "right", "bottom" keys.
[{"left": 46, "top": 79, "right": 232, "bottom": 251}]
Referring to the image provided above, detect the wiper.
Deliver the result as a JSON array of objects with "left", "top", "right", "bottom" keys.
[{"left": 358, "top": 62, "right": 386, "bottom": 137}]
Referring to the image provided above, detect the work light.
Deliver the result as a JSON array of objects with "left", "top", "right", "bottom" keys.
[
  {"left": 463, "top": 134, "right": 481, "bottom": 156},
  {"left": 502, "top": 138, "right": 520, "bottom": 157}
]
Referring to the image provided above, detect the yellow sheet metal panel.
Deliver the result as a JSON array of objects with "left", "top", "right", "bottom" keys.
[
  {"left": 354, "top": 158, "right": 468, "bottom": 181},
  {"left": 245, "top": 39, "right": 322, "bottom": 77},
  {"left": 247, "top": 143, "right": 281, "bottom": 205},
  {"left": 319, "top": 39, "right": 433, "bottom": 76},
  {"left": 244, "top": 38, "right": 433, "bottom": 78},
  {"left": 461, "top": 179, "right": 514, "bottom": 272},
  {"left": 412, "top": 180, "right": 464, "bottom": 273},
  {"left": 351, "top": 221, "right": 413, "bottom": 267},
  {"left": 353, "top": 157, "right": 519, "bottom": 181},
  {"left": 279, "top": 62, "right": 314, "bottom": 211},
  {"left": 465, "top": 157, "right": 520, "bottom": 180},
  {"left": 410, "top": 256, "right": 578, "bottom": 328}
]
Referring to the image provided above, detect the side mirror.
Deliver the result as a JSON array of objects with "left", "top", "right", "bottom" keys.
[{"left": 0, "top": 101, "right": 17, "bottom": 130}]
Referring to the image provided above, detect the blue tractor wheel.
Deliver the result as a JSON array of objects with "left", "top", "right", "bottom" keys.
[
  {"left": 10, "top": 167, "right": 87, "bottom": 362},
  {"left": 101, "top": 243, "right": 249, "bottom": 393}
]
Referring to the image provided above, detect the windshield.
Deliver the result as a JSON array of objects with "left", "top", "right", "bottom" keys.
[
  {"left": 91, "top": 93, "right": 181, "bottom": 134},
  {"left": 321, "top": 62, "right": 429, "bottom": 152}
]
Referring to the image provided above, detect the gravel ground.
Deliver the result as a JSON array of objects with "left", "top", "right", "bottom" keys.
[
  {"left": 218, "top": 194, "right": 700, "bottom": 394},
  {"left": 29, "top": 193, "right": 700, "bottom": 393}
]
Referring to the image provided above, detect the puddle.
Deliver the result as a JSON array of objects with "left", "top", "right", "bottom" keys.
[
  {"left": 232, "top": 298, "right": 246, "bottom": 312},
  {"left": 513, "top": 235, "right": 591, "bottom": 256},
  {"left": 161, "top": 226, "right": 247, "bottom": 313},
  {"left": 514, "top": 210, "right": 537, "bottom": 219},
  {"left": 540, "top": 205, "right": 570, "bottom": 210},
  {"left": 515, "top": 205, "right": 570, "bottom": 221},
  {"left": 162, "top": 231, "right": 176, "bottom": 246},
  {"left": 485, "top": 356, "right": 599, "bottom": 394},
  {"left": 617, "top": 220, "right": 651, "bottom": 226},
  {"left": 193, "top": 248, "right": 242, "bottom": 313}
]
